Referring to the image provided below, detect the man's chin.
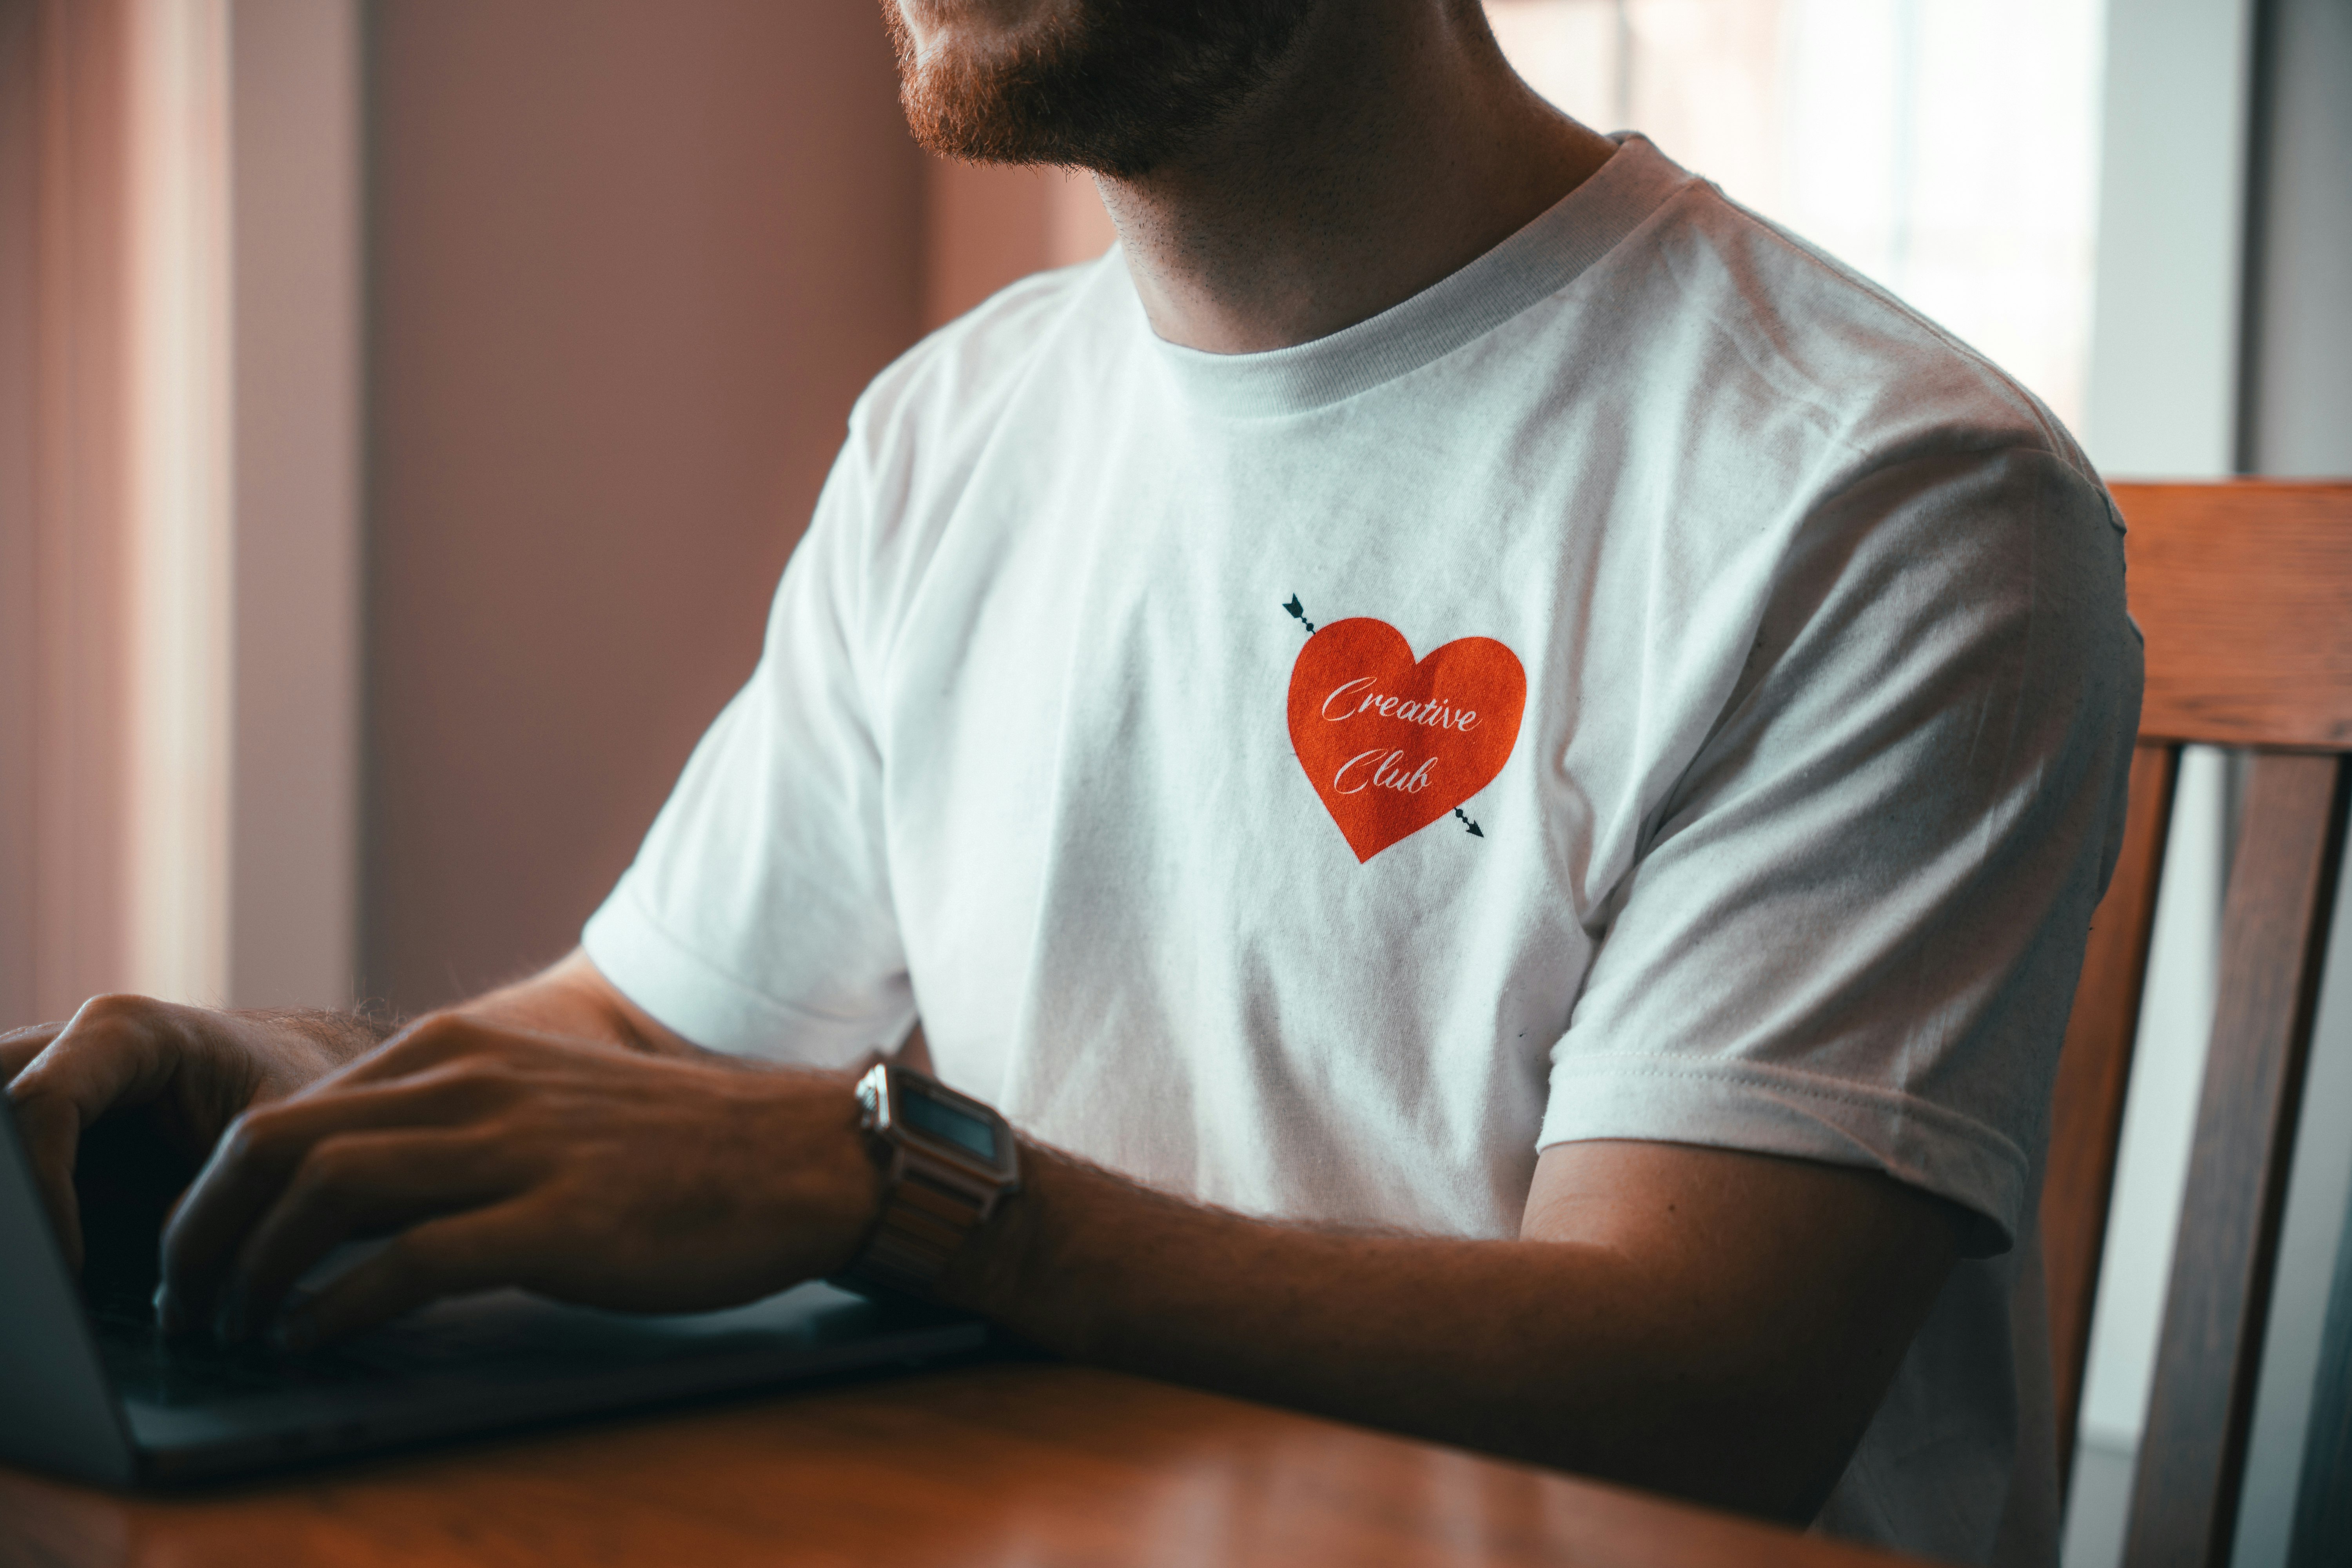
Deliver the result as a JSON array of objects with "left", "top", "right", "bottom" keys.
[
  {"left": 883, "top": 0, "right": 1087, "bottom": 168},
  {"left": 881, "top": 0, "right": 1321, "bottom": 177}
]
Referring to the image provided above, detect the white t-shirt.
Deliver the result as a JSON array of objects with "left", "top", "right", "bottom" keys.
[{"left": 583, "top": 136, "right": 2140, "bottom": 1564}]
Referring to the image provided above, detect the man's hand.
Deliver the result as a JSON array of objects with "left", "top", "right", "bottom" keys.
[
  {"left": 155, "top": 1015, "right": 881, "bottom": 1347},
  {"left": 1, "top": 997, "right": 388, "bottom": 1275},
  {"left": 0, "top": 949, "right": 701, "bottom": 1280}
]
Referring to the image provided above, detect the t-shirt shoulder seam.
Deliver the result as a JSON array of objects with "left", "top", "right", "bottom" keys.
[{"left": 1657, "top": 181, "right": 2093, "bottom": 482}]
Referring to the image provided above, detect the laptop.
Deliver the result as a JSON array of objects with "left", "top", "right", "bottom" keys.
[{"left": 0, "top": 1100, "right": 988, "bottom": 1487}]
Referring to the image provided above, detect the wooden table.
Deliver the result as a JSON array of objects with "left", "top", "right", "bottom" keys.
[{"left": 0, "top": 1363, "right": 1921, "bottom": 1567}]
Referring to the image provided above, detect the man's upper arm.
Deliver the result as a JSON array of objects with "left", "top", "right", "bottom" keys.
[
  {"left": 1541, "top": 446, "right": 2140, "bottom": 1255},
  {"left": 1522, "top": 1138, "right": 1961, "bottom": 1513}
]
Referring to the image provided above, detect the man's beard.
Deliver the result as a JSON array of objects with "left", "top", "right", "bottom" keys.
[{"left": 884, "top": 0, "right": 1321, "bottom": 178}]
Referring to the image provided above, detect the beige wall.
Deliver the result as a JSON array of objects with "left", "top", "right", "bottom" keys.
[
  {"left": 0, "top": 0, "right": 138, "bottom": 1024},
  {"left": 363, "top": 2, "right": 925, "bottom": 1012},
  {"left": 229, "top": 0, "right": 363, "bottom": 1012}
]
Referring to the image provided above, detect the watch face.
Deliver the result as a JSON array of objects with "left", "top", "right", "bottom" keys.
[{"left": 895, "top": 1077, "right": 1005, "bottom": 1166}]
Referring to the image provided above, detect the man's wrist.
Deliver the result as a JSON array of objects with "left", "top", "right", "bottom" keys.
[
  {"left": 927, "top": 1138, "right": 1101, "bottom": 1354},
  {"left": 228, "top": 1005, "right": 401, "bottom": 1067},
  {"left": 833, "top": 1063, "right": 1023, "bottom": 1301},
  {"left": 776, "top": 1069, "right": 890, "bottom": 1282},
  {"left": 926, "top": 1135, "right": 1033, "bottom": 1309}
]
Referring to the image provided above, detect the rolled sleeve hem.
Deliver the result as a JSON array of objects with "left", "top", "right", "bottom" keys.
[
  {"left": 1538, "top": 1054, "right": 2029, "bottom": 1256},
  {"left": 581, "top": 884, "right": 903, "bottom": 1067}
]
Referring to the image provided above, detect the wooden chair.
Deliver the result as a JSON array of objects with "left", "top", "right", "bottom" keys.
[{"left": 2042, "top": 481, "right": 2352, "bottom": 1568}]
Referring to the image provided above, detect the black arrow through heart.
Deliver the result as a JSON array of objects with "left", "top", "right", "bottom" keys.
[{"left": 1284, "top": 595, "right": 1485, "bottom": 842}]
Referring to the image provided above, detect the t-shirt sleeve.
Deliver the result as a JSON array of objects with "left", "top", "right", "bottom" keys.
[
  {"left": 1540, "top": 445, "right": 2141, "bottom": 1255},
  {"left": 581, "top": 428, "right": 913, "bottom": 1064}
]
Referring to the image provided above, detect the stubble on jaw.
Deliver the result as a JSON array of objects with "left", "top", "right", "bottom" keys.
[{"left": 882, "top": 0, "right": 1322, "bottom": 178}]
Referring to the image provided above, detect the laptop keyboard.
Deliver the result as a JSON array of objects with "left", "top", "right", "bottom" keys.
[{"left": 90, "top": 1291, "right": 400, "bottom": 1408}]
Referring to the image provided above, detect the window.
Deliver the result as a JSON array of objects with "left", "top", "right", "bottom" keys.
[{"left": 1486, "top": 0, "right": 2105, "bottom": 428}]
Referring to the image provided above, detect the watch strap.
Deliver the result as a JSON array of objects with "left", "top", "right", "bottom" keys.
[{"left": 841, "top": 1164, "right": 992, "bottom": 1298}]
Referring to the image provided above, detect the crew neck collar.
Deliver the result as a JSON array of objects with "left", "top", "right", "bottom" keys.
[{"left": 1140, "top": 134, "right": 1693, "bottom": 419}]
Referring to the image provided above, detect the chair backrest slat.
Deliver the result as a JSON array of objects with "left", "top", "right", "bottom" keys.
[
  {"left": 2044, "top": 739, "right": 2179, "bottom": 1487},
  {"left": 2118, "top": 482, "right": 2352, "bottom": 749},
  {"left": 2122, "top": 751, "right": 2351, "bottom": 1568}
]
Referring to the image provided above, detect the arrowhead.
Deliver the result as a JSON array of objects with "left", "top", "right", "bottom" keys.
[
  {"left": 1466, "top": 821, "right": 1484, "bottom": 837},
  {"left": 1284, "top": 596, "right": 1304, "bottom": 619}
]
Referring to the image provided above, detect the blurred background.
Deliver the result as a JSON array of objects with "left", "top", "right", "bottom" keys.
[{"left": 0, "top": 2, "right": 2345, "bottom": 1562}]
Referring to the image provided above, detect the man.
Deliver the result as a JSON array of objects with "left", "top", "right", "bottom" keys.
[{"left": 1, "top": 0, "right": 2138, "bottom": 1561}]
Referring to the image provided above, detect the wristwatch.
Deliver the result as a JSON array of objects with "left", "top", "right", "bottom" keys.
[{"left": 835, "top": 1061, "right": 1021, "bottom": 1299}]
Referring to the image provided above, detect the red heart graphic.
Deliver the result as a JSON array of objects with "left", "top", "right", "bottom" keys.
[{"left": 1287, "top": 618, "right": 1526, "bottom": 863}]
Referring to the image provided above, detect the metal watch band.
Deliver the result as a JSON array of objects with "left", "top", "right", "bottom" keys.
[{"left": 841, "top": 1167, "right": 991, "bottom": 1298}]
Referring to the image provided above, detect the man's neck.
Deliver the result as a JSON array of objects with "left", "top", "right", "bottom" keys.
[{"left": 1093, "top": 1, "right": 1615, "bottom": 355}]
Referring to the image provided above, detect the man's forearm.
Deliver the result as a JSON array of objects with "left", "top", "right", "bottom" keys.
[{"left": 933, "top": 1140, "right": 1952, "bottom": 1525}]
